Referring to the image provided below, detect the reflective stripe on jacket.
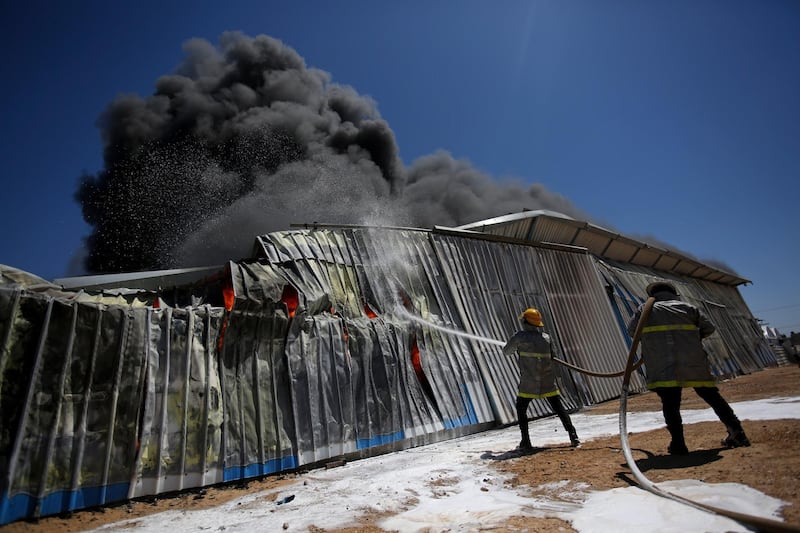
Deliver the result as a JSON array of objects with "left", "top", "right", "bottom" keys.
[
  {"left": 503, "top": 323, "right": 559, "bottom": 398},
  {"left": 627, "top": 295, "right": 716, "bottom": 388}
]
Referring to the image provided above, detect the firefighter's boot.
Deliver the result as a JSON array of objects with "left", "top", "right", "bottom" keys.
[
  {"left": 667, "top": 441, "right": 689, "bottom": 455},
  {"left": 667, "top": 424, "right": 688, "bottom": 455},
  {"left": 518, "top": 421, "right": 533, "bottom": 451},
  {"left": 722, "top": 425, "right": 751, "bottom": 448},
  {"left": 568, "top": 429, "right": 580, "bottom": 448}
]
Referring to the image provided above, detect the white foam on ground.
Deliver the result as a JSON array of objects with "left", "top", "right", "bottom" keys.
[{"left": 87, "top": 397, "right": 799, "bottom": 532}]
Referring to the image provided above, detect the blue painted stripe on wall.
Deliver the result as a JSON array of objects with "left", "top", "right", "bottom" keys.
[
  {"left": 356, "top": 430, "right": 405, "bottom": 450},
  {"left": 461, "top": 384, "right": 479, "bottom": 425},
  {"left": 0, "top": 483, "right": 130, "bottom": 526},
  {"left": 443, "top": 411, "right": 475, "bottom": 429},
  {"left": 222, "top": 456, "right": 298, "bottom": 483},
  {"left": 618, "top": 284, "right": 643, "bottom": 315},
  {"left": 608, "top": 295, "right": 632, "bottom": 348}
]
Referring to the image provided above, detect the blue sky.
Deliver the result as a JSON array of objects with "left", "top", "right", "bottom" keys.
[{"left": 1, "top": 1, "right": 798, "bottom": 332}]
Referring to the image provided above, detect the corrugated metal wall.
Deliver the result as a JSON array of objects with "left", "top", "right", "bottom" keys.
[
  {"left": 594, "top": 260, "right": 776, "bottom": 378},
  {"left": 0, "top": 225, "right": 771, "bottom": 524},
  {"left": 135, "top": 306, "right": 227, "bottom": 495},
  {"left": 253, "top": 228, "right": 497, "bottom": 442},
  {"left": 217, "top": 292, "right": 296, "bottom": 481},
  {"left": 0, "top": 288, "right": 225, "bottom": 524},
  {"left": 431, "top": 235, "right": 571, "bottom": 423},
  {"left": 535, "top": 249, "right": 648, "bottom": 404}
]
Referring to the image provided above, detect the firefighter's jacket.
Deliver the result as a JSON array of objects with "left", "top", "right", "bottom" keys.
[
  {"left": 627, "top": 291, "right": 716, "bottom": 389},
  {"left": 503, "top": 323, "right": 560, "bottom": 399}
]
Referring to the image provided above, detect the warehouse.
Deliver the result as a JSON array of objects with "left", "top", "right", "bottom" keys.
[{"left": 0, "top": 210, "right": 775, "bottom": 524}]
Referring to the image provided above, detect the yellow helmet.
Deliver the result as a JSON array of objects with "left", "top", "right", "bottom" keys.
[{"left": 520, "top": 308, "right": 544, "bottom": 327}]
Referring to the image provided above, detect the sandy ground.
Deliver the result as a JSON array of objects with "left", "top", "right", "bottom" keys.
[{"left": 3, "top": 365, "right": 799, "bottom": 533}]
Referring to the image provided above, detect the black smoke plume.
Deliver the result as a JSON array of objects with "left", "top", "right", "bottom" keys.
[{"left": 75, "top": 32, "right": 587, "bottom": 273}]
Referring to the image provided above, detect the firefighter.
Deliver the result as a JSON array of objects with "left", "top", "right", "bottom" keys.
[
  {"left": 627, "top": 281, "right": 750, "bottom": 455},
  {"left": 503, "top": 308, "right": 580, "bottom": 451}
]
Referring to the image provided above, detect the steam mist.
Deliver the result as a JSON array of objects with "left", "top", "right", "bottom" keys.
[{"left": 76, "top": 32, "right": 587, "bottom": 273}]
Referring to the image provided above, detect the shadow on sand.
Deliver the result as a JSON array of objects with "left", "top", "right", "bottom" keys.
[
  {"left": 481, "top": 444, "right": 577, "bottom": 461},
  {"left": 615, "top": 447, "right": 725, "bottom": 485}
]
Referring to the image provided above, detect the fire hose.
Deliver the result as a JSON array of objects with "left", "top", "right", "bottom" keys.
[
  {"left": 552, "top": 355, "right": 641, "bottom": 378},
  {"left": 403, "top": 303, "right": 799, "bottom": 529},
  {"left": 611, "top": 297, "right": 798, "bottom": 533}
]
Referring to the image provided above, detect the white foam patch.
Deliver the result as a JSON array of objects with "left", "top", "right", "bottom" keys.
[
  {"left": 571, "top": 480, "right": 787, "bottom": 533},
  {"left": 86, "top": 397, "right": 798, "bottom": 532}
]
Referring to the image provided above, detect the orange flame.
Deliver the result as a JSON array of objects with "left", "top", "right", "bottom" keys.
[
  {"left": 363, "top": 303, "right": 378, "bottom": 318},
  {"left": 217, "top": 266, "right": 234, "bottom": 353},
  {"left": 410, "top": 334, "right": 437, "bottom": 409},
  {"left": 281, "top": 285, "right": 299, "bottom": 318},
  {"left": 411, "top": 337, "right": 423, "bottom": 376},
  {"left": 222, "top": 282, "right": 235, "bottom": 311},
  {"left": 217, "top": 316, "right": 229, "bottom": 354}
]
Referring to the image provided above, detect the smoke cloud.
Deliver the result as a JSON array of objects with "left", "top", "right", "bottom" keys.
[{"left": 75, "top": 32, "right": 586, "bottom": 273}]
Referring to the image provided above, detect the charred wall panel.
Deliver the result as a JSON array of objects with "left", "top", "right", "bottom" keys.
[
  {"left": 346, "top": 229, "right": 494, "bottom": 434},
  {"left": 132, "top": 307, "right": 226, "bottom": 495},
  {"left": 0, "top": 291, "right": 226, "bottom": 524},
  {"left": 243, "top": 227, "right": 497, "bottom": 469},
  {"left": 218, "top": 306, "right": 296, "bottom": 481},
  {"left": 285, "top": 313, "right": 358, "bottom": 464}
]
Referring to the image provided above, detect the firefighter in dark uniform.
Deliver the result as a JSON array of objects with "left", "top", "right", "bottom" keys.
[
  {"left": 503, "top": 308, "right": 580, "bottom": 451},
  {"left": 627, "top": 281, "right": 750, "bottom": 455}
]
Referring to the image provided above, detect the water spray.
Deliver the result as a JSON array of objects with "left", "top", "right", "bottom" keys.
[
  {"left": 395, "top": 305, "right": 504, "bottom": 347},
  {"left": 396, "top": 305, "right": 635, "bottom": 377},
  {"left": 398, "top": 302, "right": 800, "bottom": 531}
]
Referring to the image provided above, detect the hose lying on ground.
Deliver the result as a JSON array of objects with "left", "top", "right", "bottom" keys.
[
  {"left": 403, "top": 303, "right": 799, "bottom": 530},
  {"left": 616, "top": 296, "right": 800, "bottom": 533}
]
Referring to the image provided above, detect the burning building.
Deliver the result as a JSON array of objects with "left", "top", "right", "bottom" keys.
[{"left": 0, "top": 210, "right": 775, "bottom": 525}]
